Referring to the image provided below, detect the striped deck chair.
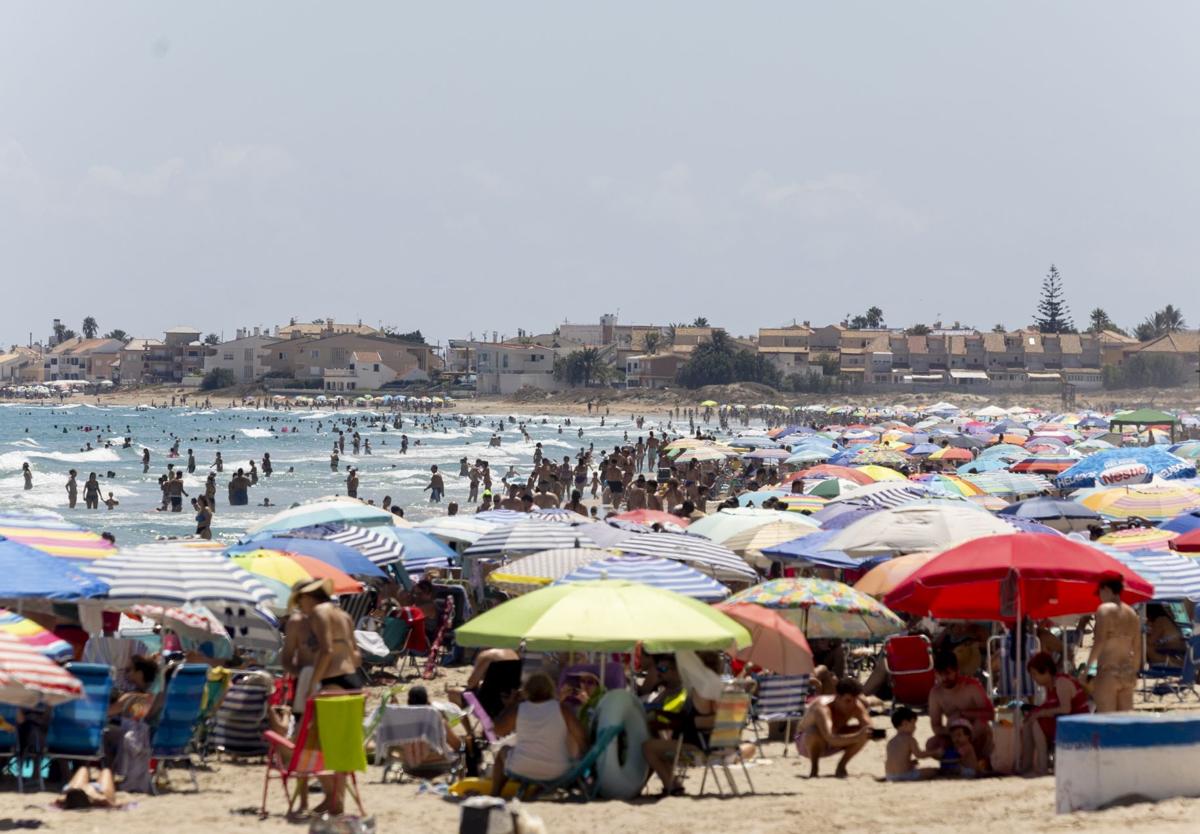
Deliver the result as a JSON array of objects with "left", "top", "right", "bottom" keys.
[
  {"left": 695, "top": 691, "right": 755, "bottom": 797},
  {"left": 150, "top": 664, "right": 209, "bottom": 793},
  {"left": 338, "top": 588, "right": 379, "bottom": 629},
  {"left": 750, "top": 674, "right": 810, "bottom": 757},
  {"left": 46, "top": 663, "right": 113, "bottom": 775},
  {"left": 209, "top": 671, "right": 273, "bottom": 759}
]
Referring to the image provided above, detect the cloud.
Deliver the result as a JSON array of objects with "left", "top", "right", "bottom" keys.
[
  {"left": 741, "top": 170, "right": 929, "bottom": 234},
  {"left": 85, "top": 158, "right": 185, "bottom": 198},
  {"left": 207, "top": 144, "right": 296, "bottom": 180}
]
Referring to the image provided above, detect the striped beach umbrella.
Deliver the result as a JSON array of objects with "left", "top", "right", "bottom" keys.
[
  {"left": 611, "top": 531, "right": 756, "bottom": 582},
  {"left": 246, "top": 523, "right": 403, "bottom": 568},
  {"left": 1101, "top": 549, "right": 1200, "bottom": 601},
  {"left": 86, "top": 544, "right": 276, "bottom": 608},
  {"left": 246, "top": 496, "right": 396, "bottom": 535},
  {"left": 828, "top": 481, "right": 932, "bottom": 510},
  {"left": 776, "top": 493, "right": 829, "bottom": 514},
  {"left": 415, "top": 516, "right": 500, "bottom": 546},
  {"left": 961, "top": 472, "right": 1053, "bottom": 496},
  {"left": 0, "top": 512, "right": 116, "bottom": 560},
  {"left": 0, "top": 609, "right": 74, "bottom": 662},
  {"left": 555, "top": 555, "right": 730, "bottom": 601},
  {"left": 0, "top": 631, "right": 82, "bottom": 708},
  {"left": 908, "top": 474, "right": 984, "bottom": 498},
  {"left": 723, "top": 521, "right": 818, "bottom": 568},
  {"left": 1096, "top": 527, "right": 1179, "bottom": 553},
  {"left": 1081, "top": 485, "right": 1200, "bottom": 522},
  {"left": 464, "top": 520, "right": 597, "bottom": 559},
  {"left": 487, "top": 548, "right": 612, "bottom": 595},
  {"left": 372, "top": 526, "right": 459, "bottom": 576}
]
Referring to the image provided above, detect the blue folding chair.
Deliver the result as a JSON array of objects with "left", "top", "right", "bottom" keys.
[
  {"left": 508, "top": 725, "right": 619, "bottom": 801},
  {"left": 1143, "top": 634, "right": 1200, "bottom": 702},
  {"left": 750, "top": 674, "right": 810, "bottom": 757},
  {"left": 150, "top": 664, "right": 209, "bottom": 793},
  {"left": 46, "top": 663, "right": 113, "bottom": 774}
]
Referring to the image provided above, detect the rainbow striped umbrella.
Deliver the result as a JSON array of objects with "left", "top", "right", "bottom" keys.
[
  {"left": 725, "top": 578, "right": 905, "bottom": 639},
  {"left": 0, "top": 512, "right": 115, "bottom": 560},
  {"left": 0, "top": 630, "right": 82, "bottom": 707},
  {"left": 909, "top": 474, "right": 984, "bottom": 498},
  {"left": 1096, "top": 527, "right": 1179, "bottom": 553},
  {"left": 776, "top": 494, "right": 829, "bottom": 513},
  {"left": 1081, "top": 485, "right": 1200, "bottom": 522},
  {"left": 0, "top": 609, "right": 73, "bottom": 662}
]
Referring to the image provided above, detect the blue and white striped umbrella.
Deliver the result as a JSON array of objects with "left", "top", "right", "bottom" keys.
[
  {"left": 1101, "top": 548, "right": 1200, "bottom": 601},
  {"left": 247, "top": 522, "right": 404, "bottom": 568},
  {"left": 611, "top": 532, "right": 757, "bottom": 583},
  {"left": 86, "top": 544, "right": 276, "bottom": 609},
  {"left": 829, "top": 482, "right": 932, "bottom": 510},
  {"left": 372, "top": 527, "right": 459, "bottom": 576},
  {"left": 556, "top": 555, "right": 730, "bottom": 602},
  {"left": 464, "top": 519, "right": 598, "bottom": 559}
]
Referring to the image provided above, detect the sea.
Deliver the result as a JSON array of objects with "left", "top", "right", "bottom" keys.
[{"left": 0, "top": 403, "right": 688, "bottom": 546}]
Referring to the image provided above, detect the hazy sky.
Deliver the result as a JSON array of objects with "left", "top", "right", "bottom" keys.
[{"left": 3, "top": 3, "right": 1198, "bottom": 347}]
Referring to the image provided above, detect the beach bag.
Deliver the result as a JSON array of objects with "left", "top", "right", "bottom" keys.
[{"left": 115, "top": 717, "right": 152, "bottom": 793}]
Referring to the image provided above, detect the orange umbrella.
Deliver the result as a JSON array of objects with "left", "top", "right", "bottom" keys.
[
  {"left": 715, "top": 602, "right": 814, "bottom": 675},
  {"left": 853, "top": 552, "right": 940, "bottom": 597}
]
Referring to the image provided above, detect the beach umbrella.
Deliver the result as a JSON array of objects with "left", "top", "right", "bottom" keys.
[
  {"left": 0, "top": 512, "right": 116, "bottom": 560},
  {"left": 829, "top": 503, "right": 1014, "bottom": 556},
  {"left": 996, "top": 497, "right": 1102, "bottom": 534},
  {"left": 908, "top": 474, "right": 984, "bottom": 498},
  {"left": 759, "top": 530, "right": 861, "bottom": 569},
  {"left": 474, "top": 510, "right": 528, "bottom": 524},
  {"left": 853, "top": 552, "right": 941, "bottom": 597},
  {"left": 463, "top": 519, "right": 598, "bottom": 559},
  {"left": 725, "top": 578, "right": 905, "bottom": 640},
  {"left": 1168, "top": 441, "right": 1200, "bottom": 461},
  {"left": 786, "top": 448, "right": 834, "bottom": 465},
  {"left": 851, "top": 449, "right": 910, "bottom": 468},
  {"left": 1080, "top": 485, "right": 1200, "bottom": 522},
  {"left": 373, "top": 526, "right": 459, "bottom": 576},
  {"left": 961, "top": 472, "right": 1053, "bottom": 496},
  {"left": 1168, "top": 528, "right": 1200, "bottom": 554},
  {"left": 230, "top": 549, "right": 363, "bottom": 597},
  {"left": 244, "top": 523, "right": 404, "bottom": 568},
  {"left": 699, "top": 400, "right": 719, "bottom": 408},
  {"left": 246, "top": 496, "right": 397, "bottom": 535},
  {"left": 723, "top": 521, "right": 819, "bottom": 567},
  {"left": 530, "top": 508, "right": 583, "bottom": 523},
  {"left": 86, "top": 544, "right": 276, "bottom": 609},
  {"left": 686, "top": 509, "right": 817, "bottom": 544},
  {"left": 928, "top": 446, "right": 973, "bottom": 462},
  {"left": 609, "top": 509, "right": 689, "bottom": 529},
  {"left": 229, "top": 535, "right": 387, "bottom": 578},
  {"left": 715, "top": 603, "right": 814, "bottom": 676},
  {"left": 0, "top": 538, "right": 109, "bottom": 600},
  {"left": 1056, "top": 448, "right": 1195, "bottom": 491},
  {"left": 787, "top": 465, "right": 875, "bottom": 486},
  {"left": 554, "top": 555, "right": 730, "bottom": 601},
  {"left": 854, "top": 465, "right": 909, "bottom": 482},
  {"left": 1010, "top": 456, "right": 1079, "bottom": 475},
  {"left": 776, "top": 494, "right": 829, "bottom": 514},
  {"left": 807, "top": 477, "right": 868, "bottom": 499},
  {"left": 1096, "top": 527, "right": 1178, "bottom": 553},
  {"left": 1101, "top": 549, "right": 1200, "bottom": 601},
  {"left": 415, "top": 516, "right": 498, "bottom": 545},
  {"left": 1161, "top": 511, "right": 1200, "bottom": 535},
  {"left": 0, "top": 631, "right": 83, "bottom": 708},
  {"left": 0, "top": 609, "right": 74, "bottom": 662},
  {"left": 455, "top": 580, "right": 750, "bottom": 653},
  {"left": 487, "top": 548, "right": 612, "bottom": 595},
  {"left": 611, "top": 532, "right": 757, "bottom": 582},
  {"left": 827, "top": 481, "right": 933, "bottom": 510},
  {"left": 885, "top": 533, "right": 1153, "bottom": 621}
]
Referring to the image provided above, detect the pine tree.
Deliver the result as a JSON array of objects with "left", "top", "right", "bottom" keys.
[{"left": 1034, "top": 264, "right": 1074, "bottom": 333}]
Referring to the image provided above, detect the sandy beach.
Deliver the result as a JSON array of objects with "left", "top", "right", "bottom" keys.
[{"left": 1, "top": 667, "right": 1196, "bottom": 834}]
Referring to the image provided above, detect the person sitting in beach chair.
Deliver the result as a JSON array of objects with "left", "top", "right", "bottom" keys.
[
  {"left": 1019, "top": 652, "right": 1088, "bottom": 776},
  {"left": 377, "top": 686, "right": 464, "bottom": 782},
  {"left": 1145, "top": 604, "right": 1187, "bottom": 666},
  {"left": 490, "top": 673, "right": 587, "bottom": 797},
  {"left": 795, "top": 678, "right": 873, "bottom": 778}
]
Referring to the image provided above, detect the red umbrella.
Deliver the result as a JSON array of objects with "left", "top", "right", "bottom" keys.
[
  {"left": 608, "top": 510, "right": 689, "bottom": 529},
  {"left": 716, "top": 602, "right": 814, "bottom": 675},
  {"left": 884, "top": 533, "right": 1154, "bottom": 622},
  {"left": 1170, "top": 529, "right": 1200, "bottom": 553}
]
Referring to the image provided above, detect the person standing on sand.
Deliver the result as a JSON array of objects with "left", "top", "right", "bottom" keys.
[
  {"left": 65, "top": 470, "right": 78, "bottom": 509},
  {"left": 22, "top": 463, "right": 32, "bottom": 490},
  {"left": 1088, "top": 573, "right": 1142, "bottom": 713}
]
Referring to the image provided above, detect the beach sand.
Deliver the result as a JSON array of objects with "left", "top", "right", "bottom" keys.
[{"left": 2, "top": 666, "right": 1197, "bottom": 834}]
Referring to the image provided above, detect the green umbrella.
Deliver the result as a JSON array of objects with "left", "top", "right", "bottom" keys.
[{"left": 455, "top": 579, "right": 751, "bottom": 653}]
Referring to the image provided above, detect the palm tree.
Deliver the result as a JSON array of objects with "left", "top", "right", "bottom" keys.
[
  {"left": 81, "top": 317, "right": 98, "bottom": 339},
  {"left": 665, "top": 323, "right": 680, "bottom": 346},
  {"left": 575, "top": 347, "right": 605, "bottom": 387},
  {"left": 642, "top": 330, "right": 662, "bottom": 355},
  {"left": 104, "top": 329, "right": 129, "bottom": 342},
  {"left": 691, "top": 317, "right": 710, "bottom": 328},
  {"left": 1135, "top": 304, "right": 1187, "bottom": 341}
]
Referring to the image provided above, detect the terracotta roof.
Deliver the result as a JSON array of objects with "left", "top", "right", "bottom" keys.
[
  {"left": 1057, "top": 334, "right": 1083, "bottom": 354},
  {"left": 907, "top": 335, "right": 928, "bottom": 354},
  {"left": 1098, "top": 329, "right": 1138, "bottom": 345},
  {"left": 758, "top": 345, "right": 810, "bottom": 354},
  {"left": 948, "top": 336, "right": 967, "bottom": 356},
  {"left": 1133, "top": 330, "right": 1200, "bottom": 354},
  {"left": 982, "top": 333, "right": 1006, "bottom": 352}
]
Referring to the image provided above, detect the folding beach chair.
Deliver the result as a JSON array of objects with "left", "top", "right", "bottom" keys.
[
  {"left": 338, "top": 588, "right": 378, "bottom": 629},
  {"left": 1143, "top": 634, "right": 1200, "bottom": 702},
  {"left": 261, "top": 697, "right": 324, "bottom": 818},
  {"left": 210, "top": 670, "right": 273, "bottom": 759},
  {"left": 397, "top": 606, "right": 430, "bottom": 676},
  {"left": 462, "top": 691, "right": 500, "bottom": 747},
  {"left": 750, "top": 674, "right": 810, "bottom": 756},
  {"left": 149, "top": 664, "right": 209, "bottom": 793},
  {"left": 0, "top": 703, "right": 47, "bottom": 793},
  {"left": 46, "top": 663, "right": 112, "bottom": 776},
  {"left": 374, "top": 704, "right": 463, "bottom": 784},
  {"left": 883, "top": 635, "right": 935, "bottom": 711},
  {"left": 696, "top": 691, "right": 755, "bottom": 797},
  {"left": 508, "top": 725, "right": 619, "bottom": 802},
  {"left": 313, "top": 693, "right": 367, "bottom": 816}
]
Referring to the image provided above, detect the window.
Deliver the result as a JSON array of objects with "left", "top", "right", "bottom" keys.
[
  {"left": 310, "top": 350, "right": 319, "bottom": 360},
  {"left": 223, "top": 353, "right": 235, "bottom": 361},
  {"left": 502, "top": 354, "right": 509, "bottom": 369}
]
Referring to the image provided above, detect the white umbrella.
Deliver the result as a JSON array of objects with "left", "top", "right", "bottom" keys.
[
  {"left": 86, "top": 544, "right": 276, "bottom": 609},
  {"left": 415, "top": 516, "right": 499, "bottom": 545},
  {"left": 611, "top": 531, "right": 757, "bottom": 583},
  {"left": 687, "top": 508, "right": 818, "bottom": 544},
  {"left": 828, "top": 504, "right": 1015, "bottom": 556},
  {"left": 464, "top": 520, "right": 597, "bottom": 559}
]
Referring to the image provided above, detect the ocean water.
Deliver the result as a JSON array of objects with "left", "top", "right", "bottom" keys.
[{"left": 0, "top": 404, "right": 687, "bottom": 546}]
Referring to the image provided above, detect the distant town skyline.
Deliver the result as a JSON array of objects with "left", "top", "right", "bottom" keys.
[{"left": 3, "top": 3, "right": 1199, "bottom": 347}]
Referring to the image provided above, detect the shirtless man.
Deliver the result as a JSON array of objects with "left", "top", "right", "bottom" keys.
[
  {"left": 625, "top": 475, "right": 648, "bottom": 511},
  {"left": 1088, "top": 573, "right": 1141, "bottom": 713},
  {"left": 796, "top": 678, "right": 873, "bottom": 777},
  {"left": 925, "top": 651, "right": 994, "bottom": 759},
  {"left": 531, "top": 484, "right": 559, "bottom": 509}
]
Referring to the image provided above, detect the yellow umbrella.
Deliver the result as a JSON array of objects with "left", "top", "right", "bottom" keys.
[
  {"left": 700, "top": 400, "right": 719, "bottom": 407},
  {"left": 854, "top": 465, "right": 908, "bottom": 482}
]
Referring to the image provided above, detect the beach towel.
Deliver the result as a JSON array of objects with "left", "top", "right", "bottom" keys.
[{"left": 677, "top": 651, "right": 724, "bottom": 702}]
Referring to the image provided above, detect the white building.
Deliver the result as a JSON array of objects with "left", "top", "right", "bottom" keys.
[
  {"left": 474, "top": 343, "right": 561, "bottom": 395},
  {"left": 203, "top": 331, "right": 279, "bottom": 384},
  {"left": 323, "top": 351, "right": 400, "bottom": 392}
]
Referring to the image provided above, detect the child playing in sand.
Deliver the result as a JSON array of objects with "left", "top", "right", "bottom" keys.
[
  {"left": 946, "top": 718, "right": 985, "bottom": 777},
  {"left": 884, "top": 706, "right": 938, "bottom": 781}
]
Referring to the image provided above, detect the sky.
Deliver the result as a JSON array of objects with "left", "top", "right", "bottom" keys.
[{"left": 2, "top": 2, "right": 1199, "bottom": 348}]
